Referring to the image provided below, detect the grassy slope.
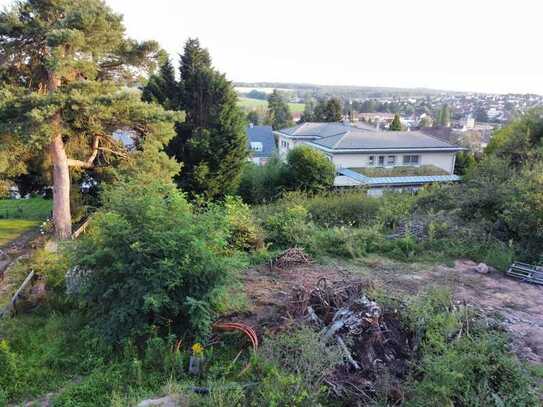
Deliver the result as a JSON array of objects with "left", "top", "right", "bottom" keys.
[
  {"left": 237, "top": 97, "right": 305, "bottom": 113},
  {"left": 0, "top": 220, "right": 41, "bottom": 246}
]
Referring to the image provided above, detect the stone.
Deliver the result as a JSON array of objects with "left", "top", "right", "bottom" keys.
[
  {"left": 474, "top": 262, "right": 490, "bottom": 274},
  {"left": 0, "top": 249, "right": 7, "bottom": 260},
  {"left": 137, "top": 394, "right": 187, "bottom": 407}
]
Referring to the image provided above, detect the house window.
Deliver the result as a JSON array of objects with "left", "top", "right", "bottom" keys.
[
  {"left": 378, "top": 155, "right": 385, "bottom": 167},
  {"left": 403, "top": 155, "right": 420, "bottom": 165},
  {"left": 250, "top": 142, "right": 263, "bottom": 152},
  {"left": 368, "top": 155, "right": 375, "bottom": 166},
  {"left": 387, "top": 155, "right": 396, "bottom": 166}
]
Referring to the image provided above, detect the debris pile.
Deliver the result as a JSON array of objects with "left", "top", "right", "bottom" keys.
[
  {"left": 291, "top": 278, "right": 413, "bottom": 404},
  {"left": 273, "top": 247, "right": 312, "bottom": 269}
]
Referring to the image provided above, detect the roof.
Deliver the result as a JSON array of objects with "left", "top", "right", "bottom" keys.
[
  {"left": 278, "top": 122, "right": 376, "bottom": 138},
  {"left": 246, "top": 125, "right": 276, "bottom": 158},
  {"left": 277, "top": 122, "right": 463, "bottom": 153},
  {"left": 337, "top": 168, "right": 461, "bottom": 187}
]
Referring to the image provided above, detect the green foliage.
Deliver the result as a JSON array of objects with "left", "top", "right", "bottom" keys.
[
  {"left": 70, "top": 174, "right": 245, "bottom": 342},
  {"left": 258, "top": 327, "right": 343, "bottom": 405},
  {"left": 390, "top": 113, "right": 402, "bottom": 131},
  {"left": 285, "top": 145, "right": 336, "bottom": 193},
  {"left": 313, "top": 97, "right": 343, "bottom": 122},
  {"left": 266, "top": 90, "right": 293, "bottom": 130},
  {"left": 222, "top": 196, "right": 264, "bottom": 252},
  {"left": 0, "top": 197, "right": 52, "bottom": 220},
  {"left": 143, "top": 38, "right": 248, "bottom": 200},
  {"left": 406, "top": 290, "right": 539, "bottom": 406},
  {"left": 237, "top": 158, "right": 286, "bottom": 204},
  {"left": 303, "top": 190, "right": 379, "bottom": 228},
  {"left": 264, "top": 204, "right": 312, "bottom": 248},
  {"left": 454, "top": 151, "right": 477, "bottom": 175},
  {"left": 0, "top": 0, "right": 177, "bottom": 236}
]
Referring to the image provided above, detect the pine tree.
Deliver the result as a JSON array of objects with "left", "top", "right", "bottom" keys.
[
  {"left": 143, "top": 38, "right": 248, "bottom": 199},
  {"left": 0, "top": 0, "right": 177, "bottom": 239},
  {"left": 390, "top": 114, "right": 402, "bottom": 131},
  {"left": 266, "top": 90, "right": 293, "bottom": 130},
  {"left": 437, "top": 104, "right": 451, "bottom": 127}
]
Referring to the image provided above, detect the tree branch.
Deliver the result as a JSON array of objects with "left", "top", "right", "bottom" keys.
[{"left": 67, "top": 135, "right": 100, "bottom": 169}]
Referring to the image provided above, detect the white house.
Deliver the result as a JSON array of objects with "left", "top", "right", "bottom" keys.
[
  {"left": 275, "top": 122, "right": 462, "bottom": 173},
  {"left": 274, "top": 122, "right": 464, "bottom": 191}
]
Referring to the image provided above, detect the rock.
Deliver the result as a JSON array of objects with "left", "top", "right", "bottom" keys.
[
  {"left": 0, "top": 249, "right": 7, "bottom": 260},
  {"left": 474, "top": 263, "right": 490, "bottom": 274},
  {"left": 137, "top": 394, "right": 188, "bottom": 407}
]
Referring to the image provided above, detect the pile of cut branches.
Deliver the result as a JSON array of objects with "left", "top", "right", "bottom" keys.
[
  {"left": 273, "top": 247, "right": 312, "bottom": 269},
  {"left": 291, "top": 278, "right": 413, "bottom": 404}
]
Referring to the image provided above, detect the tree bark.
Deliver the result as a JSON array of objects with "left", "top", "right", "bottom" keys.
[
  {"left": 47, "top": 72, "right": 72, "bottom": 240},
  {"left": 49, "top": 129, "right": 72, "bottom": 239}
]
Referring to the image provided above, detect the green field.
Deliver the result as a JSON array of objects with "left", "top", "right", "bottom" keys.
[
  {"left": 0, "top": 198, "right": 52, "bottom": 245},
  {"left": 237, "top": 97, "right": 305, "bottom": 113}
]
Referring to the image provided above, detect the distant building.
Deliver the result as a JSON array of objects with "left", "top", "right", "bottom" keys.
[{"left": 246, "top": 124, "right": 276, "bottom": 165}]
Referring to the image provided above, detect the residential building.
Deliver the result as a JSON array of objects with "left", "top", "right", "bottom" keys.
[
  {"left": 246, "top": 124, "right": 276, "bottom": 165},
  {"left": 274, "top": 122, "right": 464, "bottom": 193},
  {"left": 276, "top": 122, "right": 462, "bottom": 173}
]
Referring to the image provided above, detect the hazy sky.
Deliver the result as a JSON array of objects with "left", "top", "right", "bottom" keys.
[{"left": 2, "top": 0, "right": 543, "bottom": 94}]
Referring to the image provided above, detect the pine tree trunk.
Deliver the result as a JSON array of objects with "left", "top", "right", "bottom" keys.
[
  {"left": 47, "top": 72, "right": 72, "bottom": 240},
  {"left": 49, "top": 129, "right": 72, "bottom": 240}
]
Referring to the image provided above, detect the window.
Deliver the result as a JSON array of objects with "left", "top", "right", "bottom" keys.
[
  {"left": 368, "top": 155, "right": 375, "bottom": 166},
  {"left": 403, "top": 155, "right": 420, "bottom": 165},
  {"left": 378, "top": 155, "right": 385, "bottom": 167},
  {"left": 250, "top": 142, "right": 263, "bottom": 152},
  {"left": 387, "top": 155, "right": 396, "bottom": 166}
]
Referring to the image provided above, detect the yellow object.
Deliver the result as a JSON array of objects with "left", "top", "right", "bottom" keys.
[{"left": 191, "top": 342, "right": 204, "bottom": 356}]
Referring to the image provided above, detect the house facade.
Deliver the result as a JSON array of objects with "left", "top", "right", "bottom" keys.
[
  {"left": 246, "top": 124, "right": 276, "bottom": 165},
  {"left": 275, "top": 122, "right": 463, "bottom": 174}
]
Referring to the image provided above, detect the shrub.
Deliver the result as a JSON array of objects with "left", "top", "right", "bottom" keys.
[
  {"left": 285, "top": 145, "right": 336, "bottom": 193},
  {"left": 264, "top": 204, "right": 312, "bottom": 248},
  {"left": 309, "top": 226, "right": 385, "bottom": 259},
  {"left": 258, "top": 327, "right": 343, "bottom": 404},
  {"left": 0, "top": 339, "right": 19, "bottom": 398},
  {"left": 406, "top": 289, "right": 540, "bottom": 406},
  {"left": 238, "top": 157, "right": 286, "bottom": 204},
  {"left": 222, "top": 196, "right": 264, "bottom": 252},
  {"left": 69, "top": 176, "right": 245, "bottom": 343},
  {"left": 305, "top": 191, "right": 380, "bottom": 228},
  {"left": 377, "top": 191, "right": 418, "bottom": 230}
]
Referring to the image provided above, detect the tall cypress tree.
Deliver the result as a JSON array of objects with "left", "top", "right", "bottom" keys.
[{"left": 143, "top": 39, "right": 248, "bottom": 199}]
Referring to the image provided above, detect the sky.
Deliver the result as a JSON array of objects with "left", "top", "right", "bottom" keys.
[{"left": 2, "top": 0, "right": 543, "bottom": 94}]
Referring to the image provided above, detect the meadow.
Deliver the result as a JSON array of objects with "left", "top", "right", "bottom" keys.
[{"left": 237, "top": 97, "right": 305, "bottom": 113}]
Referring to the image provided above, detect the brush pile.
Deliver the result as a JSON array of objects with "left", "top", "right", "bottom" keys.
[
  {"left": 290, "top": 278, "right": 413, "bottom": 404},
  {"left": 273, "top": 247, "right": 312, "bottom": 269}
]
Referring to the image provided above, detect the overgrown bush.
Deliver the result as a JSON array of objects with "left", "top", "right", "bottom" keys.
[
  {"left": 264, "top": 204, "right": 313, "bottom": 248},
  {"left": 69, "top": 176, "right": 246, "bottom": 343},
  {"left": 304, "top": 190, "right": 380, "bottom": 228},
  {"left": 222, "top": 196, "right": 264, "bottom": 252},
  {"left": 238, "top": 157, "right": 286, "bottom": 204},
  {"left": 406, "top": 289, "right": 539, "bottom": 406},
  {"left": 284, "top": 145, "right": 336, "bottom": 193},
  {"left": 258, "top": 327, "right": 343, "bottom": 404}
]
